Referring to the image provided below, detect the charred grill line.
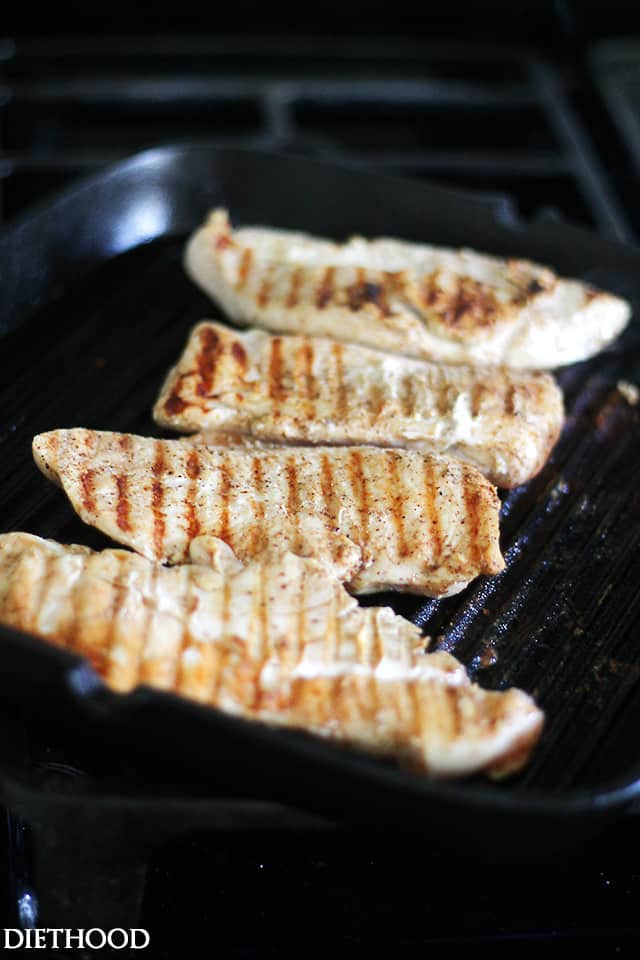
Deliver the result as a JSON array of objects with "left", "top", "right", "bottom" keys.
[
  {"left": 268, "top": 337, "right": 285, "bottom": 405},
  {"left": 250, "top": 560, "right": 269, "bottom": 711},
  {"left": 424, "top": 458, "right": 443, "bottom": 563},
  {"left": 400, "top": 375, "right": 417, "bottom": 419},
  {"left": 285, "top": 457, "right": 301, "bottom": 554},
  {"left": 347, "top": 450, "right": 370, "bottom": 550},
  {"left": 217, "top": 456, "right": 232, "bottom": 547},
  {"left": 331, "top": 342, "right": 348, "bottom": 421},
  {"left": 115, "top": 475, "right": 131, "bottom": 533},
  {"left": 296, "top": 339, "right": 316, "bottom": 421},
  {"left": 385, "top": 451, "right": 408, "bottom": 558},
  {"left": 250, "top": 457, "right": 266, "bottom": 554},
  {"left": 257, "top": 268, "right": 273, "bottom": 308},
  {"left": 316, "top": 266, "right": 336, "bottom": 309},
  {"left": 196, "top": 326, "right": 222, "bottom": 398},
  {"left": 185, "top": 449, "right": 202, "bottom": 542},
  {"left": 286, "top": 266, "right": 303, "bottom": 308},
  {"left": 505, "top": 384, "right": 518, "bottom": 418},
  {"left": 231, "top": 339, "right": 247, "bottom": 373},
  {"left": 236, "top": 247, "right": 253, "bottom": 291},
  {"left": 319, "top": 453, "right": 339, "bottom": 540},
  {"left": 151, "top": 441, "right": 166, "bottom": 559},
  {"left": 471, "top": 382, "right": 489, "bottom": 418},
  {"left": 174, "top": 572, "right": 194, "bottom": 694},
  {"left": 138, "top": 562, "right": 159, "bottom": 687},
  {"left": 80, "top": 469, "right": 96, "bottom": 515},
  {"left": 462, "top": 482, "right": 480, "bottom": 571}
]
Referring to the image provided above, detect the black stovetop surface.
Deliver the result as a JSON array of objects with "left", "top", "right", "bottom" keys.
[{"left": 1, "top": 29, "right": 640, "bottom": 954}]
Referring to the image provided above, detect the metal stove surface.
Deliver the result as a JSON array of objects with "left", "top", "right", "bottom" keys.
[{"left": 0, "top": 34, "right": 639, "bottom": 954}]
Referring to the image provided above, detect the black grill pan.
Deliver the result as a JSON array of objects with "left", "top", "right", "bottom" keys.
[{"left": 0, "top": 145, "right": 639, "bottom": 855}]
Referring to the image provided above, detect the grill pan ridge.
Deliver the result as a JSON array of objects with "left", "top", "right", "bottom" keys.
[{"left": 0, "top": 145, "right": 639, "bottom": 848}]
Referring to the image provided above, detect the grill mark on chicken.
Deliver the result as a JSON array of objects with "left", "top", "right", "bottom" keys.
[
  {"left": 505, "top": 383, "right": 517, "bottom": 418},
  {"left": 115, "top": 476, "right": 131, "bottom": 533},
  {"left": 174, "top": 574, "right": 194, "bottom": 691},
  {"left": 407, "top": 677, "right": 422, "bottom": 743},
  {"left": 259, "top": 560, "right": 270, "bottom": 704},
  {"left": 231, "top": 340, "right": 247, "bottom": 372},
  {"left": 295, "top": 339, "right": 316, "bottom": 421},
  {"left": 236, "top": 247, "right": 253, "bottom": 290},
  {"left": 164, "top": 393, "right": 189, "bottom": 417},
  {"left": 319, "top": 454, "right": 339, "bottom": 532},
  {"left": 316, "top": 266, "right": 335, "bottom": 309},
  {"left": 257, "top": 268, "right": 273, "bottom": 309},
  {"left": 367, "top": 379, "right": 385, "bottom": 424},
  {"left": 80, "top": 470, "right": 96, "bottom": 514},
  {"left": 246, "top": 561, "right": 266, "bottom": 711},
  {"left": 345, "top": 267, "right": 394, "bottom": 318},
  {"left": 347, "top": 267, "right": 367, "bottom": 311},
  {"left": 372, "top": 609, "right": 385, "bottom": 668},
  {"left": 218, "top": 457, "right": 232, "bottom": 546},
  {"left": 286, "top": 266, "right": 303, "bottom": 308},
  {"left": 99, "top": 570, "right": 127, "bottom": 678},
  {"left": 185, "top": 449, "right": 202, "bottom": 541},
  {"left": 250, "top": 457, "right": 266, "bottom": 554},
  {"left": 196, "top": 326, "right": 223, "bottom": 398},
  {"left": 470, "top": 382, "right": 489, "bottom": 418},
  {"left": 447, "top": 684, "right": 463, "bottom": 738},
  {"left": 285, "top": 457, "right": 301, "bottom": 553},
  {"left": 151, "top": 441, "right": 166, "bottom": 559},
  {"left": 422, "top": 270, "right": 441, "bottom": 309},
  {"left": 424, "top": 458, "right": 442, "bottom": 563},
  {"left": 359, "top": 617, "right": 379, "bottom": 724},
  {"left": 385, "top": 451, "right": 408, "bottom": 557},
  {"left": 331, "top": 342, "right": 347, "bottom": 421},
  {"left": 348, "top": 450, "right": 370, "bottom": 544},
  {"left": 373, "top": 279, "right": 393, "bottom": 318},
  {"left": 414, "top": 274, "right": 476, "bottom": 331},
  {"left": 324, "top": 583, "right": 338, "bottom": 668},
  {"left": 400, "top": 375, "right": 417, "bottom": 419},
  {"left": 214, "top": 576, "right": 232, "bottom": 699},
  {"left": 139, "top": 563, "right": 159, "bottom": 686},
  {"left": 462, "top": 481, "right": 481, "bottom": 571},
  {"left": 268, "top": 337, "right": 285, "bottom": 407}
]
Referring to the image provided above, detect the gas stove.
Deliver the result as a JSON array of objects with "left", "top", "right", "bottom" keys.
[{"left": 0, "top": 32, "right": 639, "bottom": 956}]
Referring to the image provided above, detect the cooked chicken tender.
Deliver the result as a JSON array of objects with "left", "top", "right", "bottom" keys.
[
  {"left": 33, "top": 429, "right": 505, "bottom": 597},
  {"left": 0, "top": 533, "right": 543, "bottom": 777},
  {"left": 185, "top": 209, "right": 629, "bottom": 369},
  {"left": 155, "top": 320, "right": 564, "bottom": 487}
]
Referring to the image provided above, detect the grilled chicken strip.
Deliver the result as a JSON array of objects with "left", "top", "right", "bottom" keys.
[
  {"left": 185, "top": 209, "right": 630, "bottom": 369},
  {"left": 32, "top": 429, "right": 504, "bottom": 596},
  {"left": 154, "top": 321, "right": 564, "bottom": 488},
  {"left": 0, "top": 533, "right": 543, "bottom": 777}
]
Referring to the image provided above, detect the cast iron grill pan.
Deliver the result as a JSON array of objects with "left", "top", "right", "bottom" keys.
[{"left": 0, "top": 146, "right": 639, "bottom": 848}]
